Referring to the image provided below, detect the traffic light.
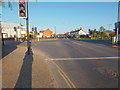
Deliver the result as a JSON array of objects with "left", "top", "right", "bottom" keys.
[{"left": 18, "top": 0, "right": 27, "bottom": 18}]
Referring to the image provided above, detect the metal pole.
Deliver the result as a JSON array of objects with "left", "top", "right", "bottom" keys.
[
  {"left": 55, "top": 26, "right": 56, "bottom": 38},
  {"left": 116, "top": 1, "right": 120, "bottom": 44},
  {"left": 16, "top": 28, "right": 18, "bottom": 41},
  {"left": 2, "top": 33, "right": 4, "bottom": 46},
  {"left": 26, "top": 0, "right": 30, "bottom": 55}
]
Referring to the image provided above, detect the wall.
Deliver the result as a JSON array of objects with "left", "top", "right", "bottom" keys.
[
  {"left": 1, "top": 22, "right": 26, "bottom": 38},
  {"left": 43, "top": 29, "right": 53, "bottom": 38}
]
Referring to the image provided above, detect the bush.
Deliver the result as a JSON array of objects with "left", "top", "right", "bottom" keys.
[
  {"left": 67, "top": 35, "right": 71, "bottom": 38},
  {"left": 80, "top": 35, "right": 86, "bottom": 38}
]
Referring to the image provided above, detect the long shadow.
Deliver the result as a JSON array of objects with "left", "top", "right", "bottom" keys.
[
  {"left": 14, "top": 42, "right": 33, "bottom": 89},
  {"left": 72, "top": 39, "right": 112, "bottom": 46},
  {"left": 2, "top": 40, "right": 22, "bottom": 58}
]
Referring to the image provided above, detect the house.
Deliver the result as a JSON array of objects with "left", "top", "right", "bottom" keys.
[
  {"left": 37, "top": 30, "right": 44, "bottom": 38},
  {"left": 1, "top": 22, "right": 26, "bottom": 38},
  {"left": 70, "top": 27, "right": 87, "bottom": 38},
  {"left": 64, "top": 32, "right": 70, "bottom": 37},
  {"left": 39, "top": 28, "right": 53, "bottom": 38}
]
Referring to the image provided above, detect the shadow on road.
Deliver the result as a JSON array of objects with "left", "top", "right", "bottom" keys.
[
  {"left": 14, "top": 42, "right": 33, "bottom": 88},
  {"left": 2, "top": 40, "right": 22, "bottom": 58}
]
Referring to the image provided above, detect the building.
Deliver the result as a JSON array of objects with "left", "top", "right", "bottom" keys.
[
  {"left": 57, "top": 34, "right": 66, "bottom": 38},
  {"left": 39, "top": 30, "right": 44, "bottom": 38},
  {"left": 39, "top": 28, "right": 53, "bottom": 38},
  {"left": 64, "top": 32, "right": 70, "bottom": 37},
  {"left": 114, "top": 22, "right": 120, "bottom": 42},
  {"left": 70, "top": 27, "right": 87, "bottom": 38},
  {"left": 1, "top": 22, "right": 26, "bottom": 38}
]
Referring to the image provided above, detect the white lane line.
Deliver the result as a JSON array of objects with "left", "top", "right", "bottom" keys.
[
  {"left": 45, "top": 57, "right": 120, "bottom": 61},
  {"left": 71, "top": 41, "right": 82, "bottom": 45},
  {"left": 71, "top": 41, "right": 96, "bottom": 50}
]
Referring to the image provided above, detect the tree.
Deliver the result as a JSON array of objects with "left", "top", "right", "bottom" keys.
[
  {"left": 93, "top": 29, "right": 96, "bottom": 33},
  {"left": 0, "top": 0, "right": 38, "bottom": 10},
  {"left": 53, "top": 33, "right": 56, "bottom": 38},
  {"left": 30, "top": 31, "right": 33, "bottom": 34},
  {"left": 88, "top": 29, "right": 93, "bottom": 35},
  {"left": 0, "top": 1, "right": 13, "bottom": 10},
  {"left": 99, "top": 26, "right": 105, "bottom": 31}
]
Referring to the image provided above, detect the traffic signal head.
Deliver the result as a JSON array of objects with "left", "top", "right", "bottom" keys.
[{"left": 18, "top": 0, "right": 27, "bottom": 18}]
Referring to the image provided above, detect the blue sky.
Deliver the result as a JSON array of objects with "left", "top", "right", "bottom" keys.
[{"left": 1, "top": 2, "right": 118, "bottom": 34}]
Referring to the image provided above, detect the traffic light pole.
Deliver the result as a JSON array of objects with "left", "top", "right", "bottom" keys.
[
  {"left": 116, "top": 1, "right": 120, "bottom": 44},
  {"left": 26, "top": 1, "right": 30, "bottom": 55}
]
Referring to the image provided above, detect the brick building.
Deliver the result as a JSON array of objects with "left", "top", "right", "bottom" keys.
[{"left": 39, "top": 28, "right": 53, "bottom": 38}]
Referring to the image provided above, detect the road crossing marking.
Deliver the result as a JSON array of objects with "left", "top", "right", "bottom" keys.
[
  {"left": 52, "top": 61, "right": 77, "bottom": 89},
  {"left": 46, "top": 57, "right": 120, "bottom": 61}
]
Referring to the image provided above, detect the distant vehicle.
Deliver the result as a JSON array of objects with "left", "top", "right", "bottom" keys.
[{"left": 45, "top": 36, "right": 51, "bottom": 38}]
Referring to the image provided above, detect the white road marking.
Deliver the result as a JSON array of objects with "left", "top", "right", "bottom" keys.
[
  {"left": 45, "top": 57, "right": 120, "bottom": 61},
  {"left": 71, "top": 41, "right": 96, "bottom": 50},
  {"left": 71, "top": 41, "right": 82, "bottom": 45}
]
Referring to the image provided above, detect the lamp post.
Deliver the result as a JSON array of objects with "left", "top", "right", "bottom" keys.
[
  {"left": 116, "top": 0, "right": 120, "bottom": 44},
  {"left": 26, "top": 0, "right": 30, "bottom": 55},
  {"left": 55, "top": 26, "right": 56, "bottom": 38}
]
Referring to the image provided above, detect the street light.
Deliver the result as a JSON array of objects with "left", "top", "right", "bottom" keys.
[{"left": 116, "top": 0, "right": 120, "bottom": 44}]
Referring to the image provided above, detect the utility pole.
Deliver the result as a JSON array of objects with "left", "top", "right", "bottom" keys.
[
  {"left": 116, "top": 0, "right": 120, "bottom": 44},
  {"left": 26, "top": 0, "right": 30, "bottom": 55},
  {"left": 55, "top": 26, "right": 56, "bottom": 38}
]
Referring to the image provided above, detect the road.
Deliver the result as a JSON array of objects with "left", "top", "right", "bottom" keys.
[{"left": 20, "top": 39, "right": 118, "bottom": 88}]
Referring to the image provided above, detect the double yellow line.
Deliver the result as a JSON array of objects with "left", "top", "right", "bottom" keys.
[{"left": 52, "top": 61, "right": 77, "bottom": 89}]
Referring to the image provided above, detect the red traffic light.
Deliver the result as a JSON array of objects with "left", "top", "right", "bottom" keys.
[{"left": 20, "top": 0, "right": 24, "bottom": 4}]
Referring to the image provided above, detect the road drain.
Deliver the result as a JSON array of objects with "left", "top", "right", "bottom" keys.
[
  {"left": 95, "top": 68, "right": 118, "bottom": 78},
  {"left": 111, "top": 72, "right": 118, "bottom": 77}
]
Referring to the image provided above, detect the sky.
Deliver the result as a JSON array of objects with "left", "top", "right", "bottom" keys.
[{"left": 1, "top": 2, "right": 118, "bottom": 34}]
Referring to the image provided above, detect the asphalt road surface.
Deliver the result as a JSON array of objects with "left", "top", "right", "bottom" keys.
[{"left": 21, "top": 39, "right": 119, "bottom": 88}]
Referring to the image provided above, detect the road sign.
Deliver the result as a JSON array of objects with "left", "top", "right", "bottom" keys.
[{"left": 18, "top": 0, "right": 27, "bottom": 18}]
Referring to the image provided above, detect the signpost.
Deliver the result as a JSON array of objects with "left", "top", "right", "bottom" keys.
[{"left": 18, "top": 0, "right": 30, "bottom": 55}]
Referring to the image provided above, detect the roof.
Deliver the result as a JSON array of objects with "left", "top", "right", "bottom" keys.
[
  {"left": 70, "top": 30, "right": 80, "bottom": 33},
  {"left": 45, "top": 28, "right": 53, "bottom": 33},
  {"left": 39, "top": 30, "right": 44, "bottom": 33},
  {"left": 70, "top": 29, "right": 87, "bottom": 34},
  {"left": 1, "top": 21, "right": 23, "bottom": 26},
  {"left": 57, "top": 34, "right": 64, "bottom": 35},
  {"left": 64, "top": 32, "right": 69, "bottom": 35},
  {"left": 39, "top": 28, "right": 53, "bottom": 33}
]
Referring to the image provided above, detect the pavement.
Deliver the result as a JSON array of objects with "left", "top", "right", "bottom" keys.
[
  {"left": 1, "top": 39, "right": 119, "bottom": 88},
  {"left": 2, "top": 40, "right": 57, "bottom": 88}
]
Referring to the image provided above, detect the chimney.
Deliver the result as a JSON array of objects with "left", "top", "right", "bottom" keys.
[{"left": 80, "top": 27, "right": 82, "bottom": 30}]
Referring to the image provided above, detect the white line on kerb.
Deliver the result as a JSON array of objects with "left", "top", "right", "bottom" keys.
[{"left": 45, "top": 57, "right": 120, "bottom": 61}]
